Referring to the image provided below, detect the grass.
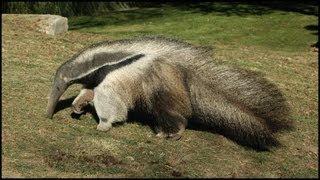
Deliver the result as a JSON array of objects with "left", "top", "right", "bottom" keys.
[
  {"left": 2, "top": 2, "right": 318, "bottom": 178},
  {"left": 69, "top": 4, "right": 317, "bottom": 52}
]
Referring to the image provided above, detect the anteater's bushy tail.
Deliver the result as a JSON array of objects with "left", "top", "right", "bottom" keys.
[{"left": 188, "top": 64, "right": 293, "bottom": 150}]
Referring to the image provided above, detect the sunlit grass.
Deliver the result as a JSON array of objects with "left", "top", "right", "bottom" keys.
[{"left": 2, "top": 3, "right": 318, "bottom": 178}]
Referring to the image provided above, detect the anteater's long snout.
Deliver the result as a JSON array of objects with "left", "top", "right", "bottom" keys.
[{"left": 46, "top": 81, "right": 67, "bottom": 119}]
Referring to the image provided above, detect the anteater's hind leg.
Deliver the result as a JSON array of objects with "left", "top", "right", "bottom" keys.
[
  {"left": 155, "top": 127, "right": 166, "bottom": 138},
  {"left": 167, "top": 110, "right": 187, "bottom": 140},
  {"left": 155, "top": 109, "right": 188, "bottom": 140},
  {"left": 143, "top": 60, "right": 191, "bottom": 140}
]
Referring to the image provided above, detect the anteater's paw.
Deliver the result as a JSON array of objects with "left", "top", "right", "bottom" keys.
[
  {"left": 97, "top": 122, "right": 111, "bottom": 132},
  {"left": 73, "top": 109, "right": 84, "bottom": 115},
  {"left": 71, "top": 105, "right": 85, "bottom": 115},
  {"left": 155, "top": 132, "right": 166, "bottom": 138},
  {"left": 167, "top": 133, "right": 182, "bottom": 141}
]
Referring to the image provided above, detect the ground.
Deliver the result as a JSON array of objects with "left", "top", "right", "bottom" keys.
[{"left": 1, "top": 3, "right": 318, "bottom": 178}]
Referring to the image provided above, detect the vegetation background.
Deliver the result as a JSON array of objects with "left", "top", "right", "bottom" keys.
[{"left": 2, "top": 1, "right": 318, "bottom": 178}]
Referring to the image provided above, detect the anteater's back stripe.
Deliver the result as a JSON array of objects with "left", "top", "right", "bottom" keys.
[{"left": 69, "top": 53, "right": 145, "bottom": 82}]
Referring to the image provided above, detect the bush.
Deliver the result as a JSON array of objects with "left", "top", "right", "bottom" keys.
[{"left": 2, "top": 2, "right": 156, "bottom": 17}]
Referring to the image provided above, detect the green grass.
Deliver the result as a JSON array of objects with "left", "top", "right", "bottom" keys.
[
  {"left": 69, "top": 4, "right": 317, "bottom": 52},
  {"left": 2, "top": 2, "right": 318, "bottom": 178}
]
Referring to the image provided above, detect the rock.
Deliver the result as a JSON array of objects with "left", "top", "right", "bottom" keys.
[
  {"left": 2, "top": 14, "right": 68, "bottom": 35},
  {"left": 35, "top": 14, "right": 68, "bottom": 35}
]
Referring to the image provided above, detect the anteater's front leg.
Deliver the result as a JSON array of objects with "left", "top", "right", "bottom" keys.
[
  {"left": 72, "top": 88, "right": 94, "bottom": 114},
  {"left": 93, "top": 88, "right": 128, "bottom": 131}
]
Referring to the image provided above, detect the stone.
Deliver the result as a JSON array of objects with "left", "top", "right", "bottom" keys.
[
  {"left": 2, "top": 14, "right": 68, "bottom": 35},
  {"left": 35, "top": 14, "right": 68, "bottom": 35}
]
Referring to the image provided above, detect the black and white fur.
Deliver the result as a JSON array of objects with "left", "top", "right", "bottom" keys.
[{"left": 47, "top": 36, "right": 293, "bottom": 150}]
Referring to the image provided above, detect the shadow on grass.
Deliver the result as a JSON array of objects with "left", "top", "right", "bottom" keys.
[
  {"left": 69, "top": 1, "right": 318, "bottom": 31},
  {"left": 71, "top": 105, "right": 100, "bottom": 124},
  {"left": 305, "top": 24, "right": 318, "bottom": 35},
  {"left": 54, "top": 96, "right": 289, "bottom": 152},
  {"left": 78, "top": 106, "right": 281, "bottom": 151},
  {"left": 69, "top": 9, "right": 163, "bottom": 30},
  {"left": 168, "top": 1, "right": 318, "bottom": 16},
  {"left": 169, "top": 2, "right": 272, "bottom": 16},
  {"left": 187, "top": 120, "right": 283, "bottom": 152},
  {"left": 53, "top": 96, "right": 77, "bottom": 115},
  {"left": 53, "top": 96, "right": 100, "bottom": 123},
  {"left": 305, "top": 24, "right": 318, "bottom": 47}
]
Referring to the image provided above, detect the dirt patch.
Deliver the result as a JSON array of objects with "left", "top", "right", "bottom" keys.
[
  {"left": 45, "top": 148, "right": 124, "bottom": 173},
  {"left": 171, "top": 169, "right": 183, "bottom": 177},
  {"left": 82, "top": 154, "right": 122, "bottom": 167}
]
